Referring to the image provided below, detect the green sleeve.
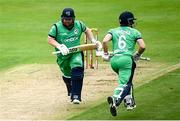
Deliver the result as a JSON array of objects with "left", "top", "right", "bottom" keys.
[
  {"left": 108, "top": 29, "right": 113, "bottom": 36},
  {"left": 134, "top": 29, "right": 142, "bottom": 41},
  {"left": 48, "top": 25, "right": 56, "bottom": 38},
  {"left": 107, "top": 29, "right": 114, "bottom": 40},
  {"left": 79, "top": 21, "right": 87, "bottom": 32}
]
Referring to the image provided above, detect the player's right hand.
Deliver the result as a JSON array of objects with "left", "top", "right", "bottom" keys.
[
  {"left": 95, "top": 41, "right": 102, "bottom": 51},
  {"left": 133, "top": 51, "right": 141, "bottom": 61},
  {"left": 91, "top": 39, "right": 102, "bottom": 51},
  {"left": 102, "top": 52, "right": 110, "bottom": 61},
  {"left": 56, "top": 44, "right": 69, "bottom": 55}
]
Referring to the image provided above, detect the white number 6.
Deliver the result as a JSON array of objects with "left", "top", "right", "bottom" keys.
[{"left": 118, "top": 35, "right": 126, "bottom": 49}]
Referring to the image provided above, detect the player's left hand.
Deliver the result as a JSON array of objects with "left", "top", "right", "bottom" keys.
[
  {"left": 56, "top": 44, "right": 69, "bottom": 56},
  {"left": 133, "top": 52, "right": 141, "bottom": 61}
]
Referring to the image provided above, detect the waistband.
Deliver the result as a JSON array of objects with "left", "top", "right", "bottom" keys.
[{"left": 114, "top": 53, "right": 132, "bottom": 57}]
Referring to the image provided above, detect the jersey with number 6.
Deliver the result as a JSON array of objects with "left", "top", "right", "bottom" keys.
[{"left": 108, "top": 26, "right": 142, "bottom": 56}]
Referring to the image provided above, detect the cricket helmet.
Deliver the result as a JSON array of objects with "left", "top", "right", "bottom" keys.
[
  {"left": 119, "top": 11, "right": 136, "bottom": 26},
  {"left": 61, "top": 8, "right": 75, "bottom": 29},
  {"left": 61, "top": 8, "right": 75, "bottom": 19}
]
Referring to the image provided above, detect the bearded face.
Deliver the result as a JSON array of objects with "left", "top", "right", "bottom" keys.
[{"left": 62, "top": 17, "right": 75, "bottom": 30}]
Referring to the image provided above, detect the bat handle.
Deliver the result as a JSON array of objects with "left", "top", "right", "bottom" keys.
[{"left": 52, "top": 51, "right": 61, "bottom": 54}]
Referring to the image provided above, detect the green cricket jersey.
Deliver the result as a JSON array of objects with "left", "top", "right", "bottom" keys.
[
  {"left": 48, "top": 20, "right": 86, "bottom": 59},
  {"left": 49, "top": 20, "right": 86, "bottom": 50},
  {"left": 108, "top": 26, "right": 142, "bottom": 56}
]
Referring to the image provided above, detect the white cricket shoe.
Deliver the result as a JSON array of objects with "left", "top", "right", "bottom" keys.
[
  {"left": 126, "top": 104, "right": 136, "bottom": 110},
  {"left": 72, "top": 99, "right": 80, "bottom": 104},
  {"left": 124, "top": 95, "right": 136, "bottom": 110}
]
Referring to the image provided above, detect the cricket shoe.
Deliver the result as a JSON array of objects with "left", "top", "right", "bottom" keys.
[
  {"left": 124, "top": 99, "right": 136, "bottom": 110},
  {"left": 72, "top": 99, "right": 81, "bottom": 104},
  {"left": 107, "top": 96, "right": 117, "bottom": 116},
  {"left": 124, "top": 95, "right": 136, "bottom": 110},
  {"left": 126, "top": 104, "right": 136, "bottom": 110}
]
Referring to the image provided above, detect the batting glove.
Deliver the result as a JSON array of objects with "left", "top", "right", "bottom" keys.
[
  {"left": 91, "top": 39, "right": 102, "bottom": 51},
  {"left": 56, "top": 44, "right": 69, "bottom": 56},
  {"left": 133, "top": 52, "right": 141, "bottom": 61},
  {"left": 95, "top": 41, "right": 102, "bottom": 51},
  {"left": 102, "top": 52, "right": 110, "bottom": 61}
]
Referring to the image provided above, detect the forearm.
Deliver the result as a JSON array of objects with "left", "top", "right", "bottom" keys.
[
  {"left": 85, "top": 28, "right": 96, "bottom": 43},
  {"left": 137, "top": 39, "right": 146, "bottom": 55},
  {"left": 103, "top": 41, "right": 109, "bottom": 53},
  {"left": 48, "top": 36, "right": 69, "bottom": 55},
  {"left": 102, "top": 34, "right": 112, "bottom": 53},
  {"left": 137, "top": 47, "right": 145, "bottom": 55},
  {"left": 48, "top": 36, "right": 61, "bottom": 48}
]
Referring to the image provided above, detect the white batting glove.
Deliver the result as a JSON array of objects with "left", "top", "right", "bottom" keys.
[
  {"left": 133, "top": 52, "right": 141, "bottom": 61},
  {"left": 95, "top": 41, "right": 102, "bottom": 51},
  {"left": 56, "top": 44, "right": 69, "bottom": 55},
  {"left": 102, "top": 52, "right": 110, "bottom": 61},
  {"left": 91, "top": 39, "right": 102, "bottom": 51}
]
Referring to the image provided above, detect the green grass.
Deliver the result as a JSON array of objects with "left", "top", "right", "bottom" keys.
[
  {"left": 69, "top": 68, "right": 180, "bottom": 120},
  {"left": 0, "top": 0, "right": 180, "bottom": 70}
]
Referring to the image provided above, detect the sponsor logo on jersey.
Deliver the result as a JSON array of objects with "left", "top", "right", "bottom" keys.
[{"left": 62, "top": 36, "right": 79, "bottom": 42}]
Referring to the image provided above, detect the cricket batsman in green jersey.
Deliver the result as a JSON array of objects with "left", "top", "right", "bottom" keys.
[
  {"left": 102, "top": 11, "right": 146, "bottom": 116},
  {"left": 48, "top": 8, "right": 102, "bottom": 104}
]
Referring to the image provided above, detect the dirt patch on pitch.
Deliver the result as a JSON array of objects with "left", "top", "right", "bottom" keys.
[{"left": 0, "top": 62, "right": 178, "bottom": 119}]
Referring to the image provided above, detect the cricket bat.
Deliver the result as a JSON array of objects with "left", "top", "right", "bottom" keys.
[
  {"left": 139, "top": 57, "right": 151, "bottom": 61},
  {"left": 52, "top": 44, "right": 97, "bottom": 55}
]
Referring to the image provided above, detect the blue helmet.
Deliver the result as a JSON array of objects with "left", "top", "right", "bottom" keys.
[
  {"left": 119, "top": 11, "right": 136, "bottom": 26},
  {"left": 61, "top": 8, "right": 75, "bottom": 19}
]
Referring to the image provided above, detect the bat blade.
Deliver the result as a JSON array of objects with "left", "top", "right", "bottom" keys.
[
  {"left": 52, "top": 44, "right": 97, "bottom": 55},
  {"left": 140, "top": 57, "right": 151, "bottom": 61}
]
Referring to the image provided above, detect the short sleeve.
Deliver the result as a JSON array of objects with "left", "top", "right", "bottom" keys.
[
  {"left": 108, "top": 29, "right": 113, "bottom": 36},
  {"left": 48, "top": 25, "right": 56, "bottom": 38},
  {"left": 79, "top": 21, "right": 87, "bottom": 32},
  {"left": 135, "top": 29, "right": 142, "bottom": 41}
]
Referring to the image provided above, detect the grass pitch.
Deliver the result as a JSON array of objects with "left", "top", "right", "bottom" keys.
[{"left": 69, "top": 68, "right": 180, "bottom": 120}]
